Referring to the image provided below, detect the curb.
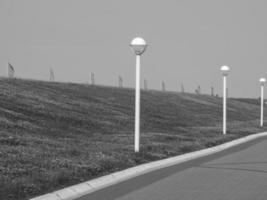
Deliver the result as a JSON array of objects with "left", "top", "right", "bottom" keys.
[{"left": 30, "top": 131, "right": 267, "bottom": 200}]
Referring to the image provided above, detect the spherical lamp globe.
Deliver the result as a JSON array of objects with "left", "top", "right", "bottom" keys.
[
  {"left": 130, "top": 37, "right": 147, "bottom": 55},
  {"left": 220, "top": 65, "right": 230, "bottom": 76},
  {"left": 260, "top": 78, "right": 266, "bottom": 85}
]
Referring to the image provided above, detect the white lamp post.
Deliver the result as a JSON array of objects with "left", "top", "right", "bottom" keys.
[
  {"left": 130, "top": 37, "right": 147, "bottom": 152},
  {"left": 220, "top": 65, "right": 230, "bottom": 135},
  {"left": 259, "top": 78, "right": 266, "bottom": 127}
]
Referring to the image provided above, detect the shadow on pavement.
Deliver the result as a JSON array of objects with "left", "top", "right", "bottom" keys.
[{"left": 198, "top": 165, "right": 267, "bottom": 174}]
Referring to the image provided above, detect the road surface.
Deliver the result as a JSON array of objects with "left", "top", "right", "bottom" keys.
[{"left": 78, "top": 136, "right": 267, "bottom": 200}]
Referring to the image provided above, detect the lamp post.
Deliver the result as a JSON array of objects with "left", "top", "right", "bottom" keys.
[
  {"left": 259, "top": 78, "right": 266, "bottom": 127},
  {"left": 130, "top": 37, "right": 147, "bottom": 152},
  {"left": 220, "top": 66, "right": 230, "bottom": 135}
]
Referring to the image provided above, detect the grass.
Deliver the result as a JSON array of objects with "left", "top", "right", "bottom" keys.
[{"left": 0, "top": 78, "right": 266, "bottom": 200}]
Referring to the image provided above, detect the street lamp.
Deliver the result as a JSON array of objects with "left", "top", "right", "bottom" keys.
[
  {"left": 130, "top": 37, "right": 147, "bottom": 152},
  {"left": 220, "top": 65, "right": 230, "bottom": 135},
  {"left": 259, "top": 78, "right": 266, "bottom": 127}
]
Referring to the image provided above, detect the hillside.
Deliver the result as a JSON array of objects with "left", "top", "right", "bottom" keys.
[
  {"left": 0, "top": 78, "right": 266, "bottom": 200},
  {"left": 232, "top": 98, "right": 260, "bottom": 106}
]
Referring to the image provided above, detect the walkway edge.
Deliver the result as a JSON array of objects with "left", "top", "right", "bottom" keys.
[{"left": 30, "top": 131, "right": 267, "bottom": 200}]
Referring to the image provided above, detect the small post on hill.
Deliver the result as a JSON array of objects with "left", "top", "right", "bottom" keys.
[
  {"left": 181, "top": 83, "right": 185, "bottom": 93},
  {"left": 211, "top": 86, "right": 214, "bottom": 96},
  {"left": 144, "top": 79, "right": 148, "bottom": 90},
  {"left": 91, "top": 73, "right": 95, "bottom": 85},
  {"left": 8, "top": 63, "right": 15, "bottom": 78},
  {"left": 162, "top": 81, "right": 165, "bottom": 92},
  {"left": 198, "top": 85, "right": 201, "bottom": 94},
  {"left": 49, "top": 68, "right": 55, "bottom": 82},
  {"left": 118, "top": 76, "right": 123, "bottom": 88}
]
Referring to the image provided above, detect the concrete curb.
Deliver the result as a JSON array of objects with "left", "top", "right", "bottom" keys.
[{"left": 30, "top": 131, "right": 267, "bottom": 200}]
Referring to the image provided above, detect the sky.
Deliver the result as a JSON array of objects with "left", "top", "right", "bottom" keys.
[{"left": 1, "top": 0, "right": 267, "bottom": 97}]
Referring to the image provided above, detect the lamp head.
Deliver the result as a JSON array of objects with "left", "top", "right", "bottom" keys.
[
  {"left": 130, "top": 37, "right": 147, "bottom": 55},
  {"left": 220, "top": 65, "right": 230, "bottom": 76},
  {"left": 260, "top": 78, "right": 266, "bottom": 85}
]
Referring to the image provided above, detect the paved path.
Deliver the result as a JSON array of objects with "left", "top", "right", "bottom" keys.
[{"left": 78, "top": 136, "right": 267, "bottom": 200}]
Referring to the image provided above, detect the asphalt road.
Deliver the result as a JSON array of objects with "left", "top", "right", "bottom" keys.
[{"left": 78, "top": 136, "right": 267, "bottom": 200}]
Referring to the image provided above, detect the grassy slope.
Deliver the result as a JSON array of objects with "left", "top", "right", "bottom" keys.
[
  {"left": 0, "top": 78, "right": 266, "bottom": 200},
  {"left": 232, "top": 98, "right": 260, "bottom": 105}
]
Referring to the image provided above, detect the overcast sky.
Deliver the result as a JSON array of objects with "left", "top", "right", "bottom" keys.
[{"left": 1, "top": 0, "right": 267, "bottom": 97}]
